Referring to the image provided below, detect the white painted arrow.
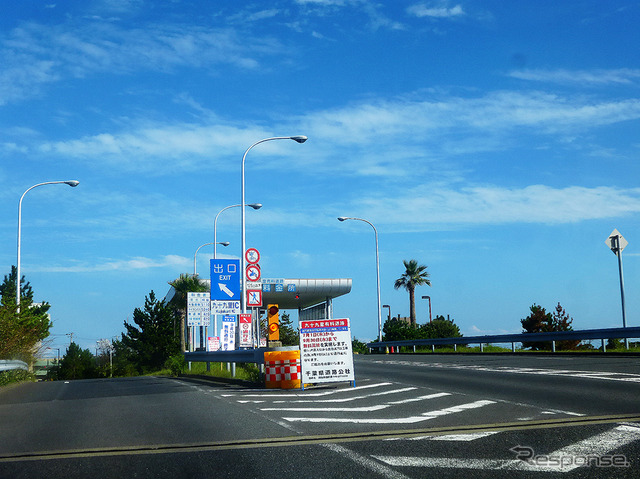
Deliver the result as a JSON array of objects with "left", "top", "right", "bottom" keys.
[{"left": 218, "top": 283, "right": 234, "bottom": 298}]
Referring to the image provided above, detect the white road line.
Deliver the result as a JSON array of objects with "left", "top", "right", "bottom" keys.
[
  {"left": 431, "top": 431, "right": 500, "bottom": 441},
  {"left": 271, "top": 387, "right": 418, "bottom": 404},
  {"left": 371, "top": 360, "right": 640, "bottom": 384},
  {"left": 387, "top": 392, "right": 451, "bottom": 405},
  {"left": 510, "top": 423, "right": 640, "bottom": 472},
  {"left": 262, "top": 404, "right": 390, "bottom": 412},
  {"left": 374, "top": 457, "right": 512, "bottom": 469},
  {"left": 386, "top": 431, "right": 499, "bottom": 442},
  {"left": 284, "top": 399, "right": 496, "bottom": 424},
  {"left": 262, "top": 392, "right": 450, "bottom": 412},
  {"left": 221, "top": 382, "right": 392, "bottom": 398},
  {"left": 323, "top": 443, "right": 413, "bottom": 479},
  {"left": 374, "top": 423, "right": 640, "bottom": 473}
]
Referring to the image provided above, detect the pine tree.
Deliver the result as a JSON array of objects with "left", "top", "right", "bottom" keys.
[
  {"left": 0, "top": 266, "right": 52, "bottom": 361},
  {"left": 121, "top": 291, "right": 180, "bottom": 373},
  {"left": 520, "top": 304, "right": 552, "bottom": 350}
]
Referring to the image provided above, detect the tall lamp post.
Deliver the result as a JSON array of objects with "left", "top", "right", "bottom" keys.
[
  {"left": 212, "top": 202, "right": 261, "bottom": 347},
  {"left": 241, "top": 136, "right": 307, "bottom": 315},
  {"left": 422, "top": 295, "right": 432, "bottom": 323},
  {"left": 17, "top": 180, "right": 80, "bottom": 310},
  {"left": 338, "top": 216, "right": 382, "bottom": 342},
  {"left": 194, "top": 241, "right": 230, "bottom": 276}
]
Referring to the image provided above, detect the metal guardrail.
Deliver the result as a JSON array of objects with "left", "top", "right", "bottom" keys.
[
  {"left": 183, "top": 346, "right": 299, "bottom": 365},
  {"left": 0, "top": 360, "right": 29, "bottom": 372},
  {"left": 366, "top": 326, "right": 640, "bottom": 353}
]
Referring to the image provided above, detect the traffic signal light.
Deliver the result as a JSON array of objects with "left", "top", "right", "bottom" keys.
[{"left": 268, "top": 304, "right": 279, "bottom": 341}]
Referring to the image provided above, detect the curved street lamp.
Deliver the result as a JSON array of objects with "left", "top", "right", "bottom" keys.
[
  {"left": 17, "top": 180, "right": 80, "bottom": 310},
  {"left": 214, "top": 203, "right": 261, "bottom": 259},
  {"left": 338, "top": 216, "right": 382, "bottom": 342},
  {"left": 194, "top": 242, "right": 230, "bottom": 276},
  {"left": 241, "top": 136, "right": 307, "bottom": 314},
  {"left": 422, "top": 295, "right": 432, "bottom": 323}
]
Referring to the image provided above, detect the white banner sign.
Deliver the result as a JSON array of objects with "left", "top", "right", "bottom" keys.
[
  {"left": 299, "top": 318, "right": 355, "bottom": 384},
  {"left": 239, "top": 314, "right": 252, "bottom": 348},
  {"left": 221, "top": 315, "right": 236, "bottom": 351},
  {"left": 187, "top": 292, "right": 211, "bottom": 326}
]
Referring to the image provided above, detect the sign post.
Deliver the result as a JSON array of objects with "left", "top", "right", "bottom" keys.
[{"left": 605, "top": 229, "right": 629, "bottom": 349}]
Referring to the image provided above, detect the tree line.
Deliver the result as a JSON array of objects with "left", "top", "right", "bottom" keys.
[
  {"left": 1, "top": 258, "right": 593, "bottom": 384},
  {"left": 385, "top": 259, "right": 580, "bottom": 350}
]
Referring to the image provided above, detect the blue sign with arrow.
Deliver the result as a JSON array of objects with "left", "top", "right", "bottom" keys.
[{"left": 210, "top": 259, "right": 241, "bottom": 301}]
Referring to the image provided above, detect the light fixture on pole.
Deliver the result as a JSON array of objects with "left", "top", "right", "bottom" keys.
[
  {"left": 241, "top": 136, "right": 307, "bottom": 314},
  {"left": 194, "top": 242, "right": 230, "bottom": 276},
  {"left": 422, "top": 295, "right": 432, "bottom": 323},
  {"left": 383, "top": 304, "right": 391, "bottom": 323},
  {"left": 214, "top": 203, "right": 261, "bottom": 259},
  {"left": 338, "top": 216, "right": 382, "bottom": 342},
  {"left": 17, "top": 180, "right": 80, "bottom": 311}
]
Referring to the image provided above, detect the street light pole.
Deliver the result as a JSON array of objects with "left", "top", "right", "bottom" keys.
[
  {"left": 17, "top": 180, "right": 79, "bottom": 311},
  {"left": 422, "top": 295, "right": 432, "bottom": 323},
  {"left": 241, "top": 136, "right": 307, "bottom": 315},
  {"left": 338, "top": 217, "right": 382, "bottom": 342}
]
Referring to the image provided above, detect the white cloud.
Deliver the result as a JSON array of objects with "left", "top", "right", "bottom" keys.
[
  {"left": 26, "top": 89, "right": 640, "bottom": 178},
  {"left": 31, "top": 254, "right": 189, "bottom": 273},
  {"left": 509, "top": 68, "right": 640, "bottom": 86},
  {"left": 407, "top": 2, "right": 465, "bottom": 19},
  {"left": 355, "top": 184, "right": 640, "bottom": 228},
  {"left": 0, "top": 21, "right": 283, "bottom": 105}
]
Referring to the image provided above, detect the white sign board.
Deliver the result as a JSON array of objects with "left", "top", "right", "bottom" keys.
[
  {"left": 211, "top": 300, "right": 241, "bottom": 315},
  {"left": 187, "top": 292, "right": 211, "bottom": 327},
  {"left": 605, "top": 228, "right": 628, "bottom": 254},
  {"left": 299, "top": 318, "right": 355, "bottom": 384},
  {"left": 221, "top": 315, "right": 236, "bottom": 351},
  {"left": 207, "top": 336, "right": 220, "bottom": 352},
  {"left": 247, "top": 289, "right": 262, "bottom": 307}
]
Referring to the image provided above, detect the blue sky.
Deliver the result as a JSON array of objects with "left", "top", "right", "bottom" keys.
[{"left": 1, "top": 1, "right": 639, "bottom": 353}]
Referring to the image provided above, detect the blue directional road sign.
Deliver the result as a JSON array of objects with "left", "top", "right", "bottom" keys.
[{"left": 210, "top": 259, "right": 241, "bottom": 301}]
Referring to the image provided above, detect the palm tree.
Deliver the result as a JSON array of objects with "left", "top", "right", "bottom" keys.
[
  {"left": 167, "top": 274, "right": 209, "bottom": 351},
  {"left": 394, "top": 259, "right": 431, "bottom": 328}
]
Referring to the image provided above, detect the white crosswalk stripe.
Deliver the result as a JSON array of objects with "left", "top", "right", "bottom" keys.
[{"left": 373, "top": 423, "right": 640, "bottom": 473}]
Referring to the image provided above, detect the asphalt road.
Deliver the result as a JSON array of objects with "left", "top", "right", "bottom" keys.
[{"left": 1, "top": 354, "right": 639, "bottom": 478}]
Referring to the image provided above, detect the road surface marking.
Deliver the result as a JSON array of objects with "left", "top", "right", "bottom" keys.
[
  {"left": 371, "top": 360, "right": 640, "bottom": 383},
  {"left": 323, "top": 443, "right": 413, "bottom": 479},
  {"left": 261, "top": 393, "right": 452, "bottom": 412},
  {"left": 386, "top": 431, "right": 499, "bottom": 442},
  {"left": 373, "top": 423, "right": 640, "bottom": 472},
  {"left": 221, "top": 382, "right": 392, "bottom": 398},
  {"left": 271, "top": 387, "right": 419, "bottom": 403},
  {"left": 283, "top": 399, "right": 496, "bottom": 424}
]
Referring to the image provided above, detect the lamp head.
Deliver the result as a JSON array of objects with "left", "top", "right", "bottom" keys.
[
  {"left": 337, "top": 217, "right": 348, "bottom": 222},
  {"left": 248, "top": 203, "right": 263, "bottom": 210},
  {"left": 290, "top": 136, "right": 308, "bottom": 144},
  {"left": 65, "top": 180, "right": 80, "bottom": 187},
  {"left": 219, "top": 242, "right": 230, "bottom": 247}
]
